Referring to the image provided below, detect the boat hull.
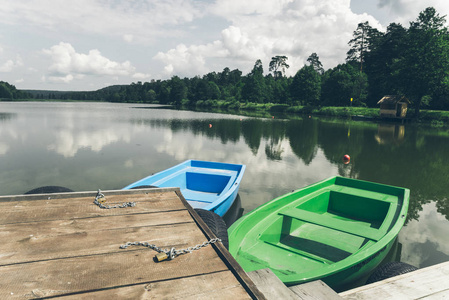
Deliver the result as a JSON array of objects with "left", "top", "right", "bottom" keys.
[
  {"left": 228, "top": 176, "right": 409, "bottom": 290},
  {"left": 124, "top": 160, "right": 245, "bottom": 217}
]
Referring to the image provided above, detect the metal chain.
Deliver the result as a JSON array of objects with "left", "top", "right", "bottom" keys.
[
  {"left": 119, "top": 238, "right": 222, "bottom": 261},
  {"left": 93, "top": 189, "right": 136, "bottom": 209}
]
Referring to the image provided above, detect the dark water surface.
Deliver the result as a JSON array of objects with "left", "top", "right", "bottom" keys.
[{"left": 1, "top": 102, "right": 448, "bottom": 270}]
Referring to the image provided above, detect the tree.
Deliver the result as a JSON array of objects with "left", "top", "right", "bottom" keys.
[
  {"left": 0, "top": 81, "right": 31, "bottom": 100},
  {"left": 0, "top": 82, "right": 13, "bottom": 99},
  {"left": 364, "top": 23, "right": 406, "bottom": 106},
  {"left": 347, "top": 22, "right": 382, "bottom": 72},
  {"left": 269, "top": 56, "right": 289, "bottom": 79},
  {"left": 393, "top": 7, "right": 449, "bottom": 116},
  {"left": 307, "top": 53, "right": 324, "bottom": 74},
  {"left": 169, "top": 76, "right": 187, "bottom": 105},
  {"left": 158, "top": 82, "right": 171, "bottom": 104},
  {"left": 291, "top": 65, "right": 321, "bottom": 106},
  {"left": 242, "top": 59, "right": 266, "bottom": 103},
  {"left": 321, "top": 63, "right": 367, "bottom": 106}
]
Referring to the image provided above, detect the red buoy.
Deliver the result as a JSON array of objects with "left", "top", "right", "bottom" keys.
[{"left": 343, "top": 154, "right": 350, "bottom": 164}]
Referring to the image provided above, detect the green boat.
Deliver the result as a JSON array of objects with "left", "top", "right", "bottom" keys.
[{"left": 228, "top": 176, "right": 409, "bottom": 290}]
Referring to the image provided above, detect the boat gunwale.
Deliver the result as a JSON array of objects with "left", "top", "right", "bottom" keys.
[
  {"left": 123, "top": 159, "right": 246, "bottom": 214},
  {"left": 228, "top": 176, "right": 410, "bottom": 285}
]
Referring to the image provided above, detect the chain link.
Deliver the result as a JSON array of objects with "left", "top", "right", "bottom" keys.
[
  {"left": 94, "top": 189, "right": 221, "bottom": 260},
  {"left": 119, "top": 238, "right": 222, "bottom": 261},
  {"left": 93, "top": 189, "right": 136, "bottom": 209}
]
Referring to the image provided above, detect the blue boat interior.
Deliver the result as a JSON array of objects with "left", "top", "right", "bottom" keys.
[{"left": 131, "top": 162, "right": 240, "bottom": 208}]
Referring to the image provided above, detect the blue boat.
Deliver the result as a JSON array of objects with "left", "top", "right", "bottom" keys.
[{"left": 123, "top": 160, "right": 246, "bottom": 217}]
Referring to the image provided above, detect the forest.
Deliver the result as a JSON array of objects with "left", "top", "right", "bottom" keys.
[{"left": 3, "top": 7, "right": 449, "bottom": 115}]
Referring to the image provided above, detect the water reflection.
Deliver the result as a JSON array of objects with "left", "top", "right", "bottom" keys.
[
  {"left": 131, "top": 116, "right": 449, "bottom": 222},
  {"left": 375, "top": 124, "right": 405, "bottom": 145},
  {"left": 0, "top": 103, "right": 448, "bottom": 269},
  {"left": 47, "top": 128, "right": 134, "bottom": 157},
  {"left": 400, "top": 202, "right": 449, "bottom": 268},
  {"left": 0, "top": 112, "right": 16, "bottom": 122}
]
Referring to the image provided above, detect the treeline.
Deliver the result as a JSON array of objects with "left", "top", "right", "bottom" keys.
[
  {"left": 0, "top": 81, "right": 31, "bottom": 100},
  {"left": 99, "top": 7, "right": 449, "bottom": 114},
  {"left": 10, "top": 7, "right": 449, "bottom": 115}
]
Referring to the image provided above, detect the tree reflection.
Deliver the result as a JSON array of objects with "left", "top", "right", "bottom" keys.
[
  {"left": 287, "top": 118, "right": 318, "bottom": 165},
  {"left": 265, "top": 140, "right": 284, "bottom": 160},
  {"left": 135, "top": 115, "right": 449, "bottom": 222},
  {"left": 241, "top": 119, "right": 263, "bottom": 155},
  {"left": 0, "top": 112, "right": 16, "bottom": 122}
]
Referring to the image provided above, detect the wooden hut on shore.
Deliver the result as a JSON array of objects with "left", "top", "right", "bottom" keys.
[{"left": 377, "top": 95, "right": 410, "bottom": 119}]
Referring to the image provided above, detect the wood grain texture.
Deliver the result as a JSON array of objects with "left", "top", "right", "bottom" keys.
[
  {"left": 0, "top": 216, "right": 203, "bottom": 266},
  {"left": 60, "top": 271, "right": 252, "bottom": 299},
  {"left": 0, "top": 189, "right": 260, "bottom": 299},
  {"left": 290, "top": 280, "right": 343, "bottom": 300},
  {"left": 340, "top": 261, "right": 449, "bottom": 300},
  {"left": 1, "top": 246, "right": 227, "bottom": 299},
  {"left": 248, "top": 269, "right": 303, "bottom": 300},
  {"left": 0, "top": 190, "right": 183, "bottom": 225}
]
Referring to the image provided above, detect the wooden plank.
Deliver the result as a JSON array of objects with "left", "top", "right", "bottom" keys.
[
  {"left": 0, "top": 189, "right": 183, "bottom": 225},
  {"left": 0, "top": 243, "right": 227, "bottom": 299},
  {"left": 339, "top": 261, "right": 449, "bottom": 300},
  {"left": 0, "top": 214, "right": 203, "bottom": 266},
  {"left": 0, "top": 189, "right": 264, "bottom": 299},
  {"left": 289, "top": 281, "right": 343, "bottom": 300},
  {"left": 248, "top": 268, "right": 300, "bottom": 299},
  {"left": 184, "top": 192, "right": 266, "bottom": 300},
  {"left": 59, "top": 271, "right": 252, "bottom": 299}
]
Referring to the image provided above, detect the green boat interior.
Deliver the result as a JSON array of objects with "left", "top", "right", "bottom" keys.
[{"left": 257, "top": 185, "right": 399, "bottom": 270}]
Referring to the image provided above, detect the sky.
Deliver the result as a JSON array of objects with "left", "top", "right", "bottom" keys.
[{"left": 1, "top": 0, "right": 449, "bottom": 91}]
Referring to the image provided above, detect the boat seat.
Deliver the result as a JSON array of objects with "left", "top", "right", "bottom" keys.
[
  {"left": 181, "top": 189, "right": 217, "bottom": 203},
  {"left": 279, "top": 208, "right": 385, "bottom": 241},
  {"left": 330, "top": 186, "right": 398, "bottom": 203}
]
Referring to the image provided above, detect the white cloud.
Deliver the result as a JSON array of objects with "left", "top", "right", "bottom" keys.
[
  {"left": 47, "top": 74, "right": 75, "bottom": 83},
  {"left": 0, "top": 0, "right": 204, "bottom": 43},
  {"left": 154, "top": 0, "right": 383, "bottom": 77},
  {"left": 2, "top": 0, "right": 448, "bottom": 90},
  {"left": 123, "top": 34, "right": 134, "bottom": 43},
  {"left": 379, "top": 0, "right": 448, "bottom": 20},
  {"left": 154, "top": 41, "right": 229, "bottom": 76},
  {"left": 132, "top": 72, "right": 152, "bottom": 80},
  {"left": 377, "top": 0, "right": 449, "bottom": 26},
  {"left": 0, "top": 60, "right": 14, "bottom": 72},
  {"left": 43, "top": 42, "right": 135, "bottom": 82},
  {"left": 0, "top": 55, "right": 23, "bottom": 73},
  {"left": 221, "top": 26, "right": 264, "bottom": 60}
]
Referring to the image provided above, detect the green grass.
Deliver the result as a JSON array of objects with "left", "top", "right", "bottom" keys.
[
  {"left": 7, "top": 98, "right": 449, "bottom": 125},
  {"left": 182, "top": 99, "right": 449, "bottom": 125}
]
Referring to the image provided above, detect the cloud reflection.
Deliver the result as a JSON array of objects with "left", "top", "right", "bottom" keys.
[
  {"left": 47, "top": 128, "right": 133, "bottom": 157},
  {"left": 400, "top": 201, "right": 449, "bottom": 267},
  {"left": 0, "top": 143, "right": 9, "bottom": 155}
]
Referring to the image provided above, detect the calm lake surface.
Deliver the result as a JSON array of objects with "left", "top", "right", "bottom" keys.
[{"left": 1, "top": 101, "right": 448, "bottom": 271}]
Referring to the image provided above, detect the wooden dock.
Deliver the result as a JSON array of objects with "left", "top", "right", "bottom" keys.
[
  {"left": 0, "top": 188, "right": 264, "bottom": 299},
  {"left": 1, "top": 188, "right": 448, "bottom": 299},
  {"left": 246, "top": 261, "right": 449, "bottom": 299},
  {"left": 340, "top": 260, "right": 449, "bottom": 299}
]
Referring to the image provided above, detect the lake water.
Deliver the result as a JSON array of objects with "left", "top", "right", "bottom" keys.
[{"left": 1, "top": 101, "right": 448, "bottom": 271}]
